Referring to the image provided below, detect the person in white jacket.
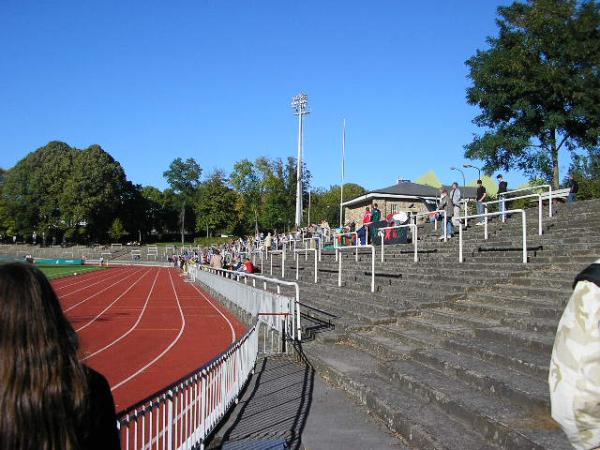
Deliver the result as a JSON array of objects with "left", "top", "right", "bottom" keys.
[{"left": 549, "top": 260, "right": 600, "bottom": 450}]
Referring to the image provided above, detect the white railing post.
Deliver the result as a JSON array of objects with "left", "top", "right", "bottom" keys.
[
  {"left": 549, "top": 186, "right": 553, "bottom": 217},
  {"left": 538, "top": 195, "right": 543, "bottom": 235},
  {"left": 521, "top": 210, "right": 528, "bottom": 264},
  {"left": 459, "top": 223, "right": 463, "bottom": 263},
  {"left": 370, "top": 245, "right": 375, "bottom": 293}
]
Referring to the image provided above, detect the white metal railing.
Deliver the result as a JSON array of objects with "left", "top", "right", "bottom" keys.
[
  {"left": 500, "top": 185, "right": 553, "bottom": 217},
  {"left": 458, "top": 209, "right": 527, "bottom": 264},
  {"left": 333, "top": 231, "right": 359, "bottom": 262},
  {"left": 117, "top": 325, "right": 258, "bottom": 450},
  {"left": 377, "top": 224, "right": 418, "bottom": 263},
  {"left": 412, "top": 209, "right": 447, "bottom": 241},
  {"left": 293, "top": 248, "right": 318, "bottom": 284},
  {"left": 190, "top": 266, "right": 301, "bottom": 341},
  {"left": 268, "top": 249, "right": 285, "bottom": 277},
  {"left": 337, "top": 245, "right": 376, "bottom": 293},
  {"left": 484, "top": 193, "right": 543, "bottom": 235}
]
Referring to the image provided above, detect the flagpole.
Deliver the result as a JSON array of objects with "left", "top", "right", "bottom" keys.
[{"left": 339, "top": 119, "right": 346, "bottom": 228}]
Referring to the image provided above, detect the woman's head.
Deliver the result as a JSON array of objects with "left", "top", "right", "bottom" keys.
[{"left": 0, "top": 263, "right": 88, "bottom": 450}]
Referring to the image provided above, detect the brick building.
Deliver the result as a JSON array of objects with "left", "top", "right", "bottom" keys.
[{"left": 342, "top": 180, "right": 478, "bottom": 225}]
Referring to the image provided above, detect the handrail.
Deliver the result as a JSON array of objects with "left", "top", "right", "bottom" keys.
[
  {"left": 196, "top": 266, "right": 302, "bottom": 342},
  {"left": 377, "top": 224, "right": 418, "bottom": 263},
  {"left": 458, "top": 209, "right": 527, "bottom": 264},
  {"left": 484, "top": 193, "right": 543, "bottom": 235},
  {"left": 268, "top": 248, "right": 285, "bottom": 277},
  {"left": 293, "top": 248, "right": 318, "bottom": 283},
  {"left": 500, "top": 184, "right": 553, "bottom": 217},
  {"left": 412, "top": 209, "right": 447, "bottom": 240},
  {"left": 333, "top": 231, "right": 359, "bottom": 262},
  {"left": 116, "top": 324, "right": 258, "bottom": 450},
  {"left": 337, "top": 245, "right": 376, "bottom": 293}
]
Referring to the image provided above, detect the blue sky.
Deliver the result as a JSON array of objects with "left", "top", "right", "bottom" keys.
[{"left": 1, "top": 0, "right": 563, "bottom": 192}]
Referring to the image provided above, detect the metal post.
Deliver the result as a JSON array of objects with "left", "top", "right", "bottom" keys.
[
  {"left": 538, "top": 195, "right": 543, "bottom": 235},
  {"left": 459, "top": 223, "right": 463, "bottom": 263},
  {"left": 338, "top": 251, "right": 342, "bottom": 287},
  {"left": 370, "top": 245, "right": 375, "bottom": 293},
  {"left": 484, "top": 205, "right": 488, "bottom": 240},
  {"left": 522, "top": 210, "right": 528, "bottom": 264}
]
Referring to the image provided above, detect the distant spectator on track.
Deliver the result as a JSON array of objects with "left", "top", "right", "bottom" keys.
[{"left": 0, "top": 263, "right": 120, "bottom": 450}]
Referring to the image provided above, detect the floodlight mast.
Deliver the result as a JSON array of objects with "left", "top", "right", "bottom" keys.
[{"left": 292, "top": 93, "right": 309, "bottom": 228}]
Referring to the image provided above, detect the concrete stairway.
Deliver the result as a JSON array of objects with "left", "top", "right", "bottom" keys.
[{"left": 267, "top": 199, "right": 600, "bottom": 449}]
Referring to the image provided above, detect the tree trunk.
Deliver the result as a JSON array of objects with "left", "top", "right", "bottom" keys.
[{"left": 551, "top": 130, "right": 560, "bottom": 190}]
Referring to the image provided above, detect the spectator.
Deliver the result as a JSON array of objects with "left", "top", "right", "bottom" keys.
[
  {"left": 210, "top": 250, "right": 223, "bottom": 269},
  {"left": 568, "top": 174, "right": 579, "bottom": 203},
  {"left": 549, "top": 259, "right": 600, "bottom": 450},
  {"left": 243, "top": 258, "right": 255, "bottom": 274},
  {"left": 438, "top": 189, "right": 454, "bottom": 240},
  {"left": 362, "top": 207, "right": 372, "bottom": 225},
  {"left": 497, "top": 174, "right": 508, "bottom": 221},
  {"left": 0, "top": 263, "right": 120, "bottom": 450},
  {"left": 264, "top": 232, "right": 272, "bottom": 252},
  {"left": 370, "top": 203, "right": 382, "bottom": 243},
  {"left": 450, "top": 182, "right": 461, "bottom": 227},
  {"left": 475, "top": 179, "right": 487, "bottom": 225}
]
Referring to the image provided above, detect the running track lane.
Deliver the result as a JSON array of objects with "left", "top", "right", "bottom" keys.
[{"left": 54, "top": 267, "right": 246, "bottom": 413}]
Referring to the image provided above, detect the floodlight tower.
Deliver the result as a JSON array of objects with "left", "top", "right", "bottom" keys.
[{"left": 291, "top": 93, "right": 309, "bottom": 228}]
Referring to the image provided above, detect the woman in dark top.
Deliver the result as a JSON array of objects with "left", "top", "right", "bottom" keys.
[{"left": 0, "top": 263, "right": 120, "bottom": 450}]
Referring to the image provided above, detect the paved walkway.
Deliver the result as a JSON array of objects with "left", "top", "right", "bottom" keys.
[{"left": 207, "top": 354, "right": 408, "bottom": 450}]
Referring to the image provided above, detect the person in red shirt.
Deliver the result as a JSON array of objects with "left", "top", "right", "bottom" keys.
[{"left": 243, "top": 258, "right": 255, "bottom": 274}]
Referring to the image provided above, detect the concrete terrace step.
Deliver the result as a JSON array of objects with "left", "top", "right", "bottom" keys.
[
  {"left": 305, "top": 342, "right": 500, "bottom": 450},
  {"left": 444, "top": 336, "right": 550, "bottom": 379},
  {"left": 378, "top": 358, "right": 570, "bottom": 449}
]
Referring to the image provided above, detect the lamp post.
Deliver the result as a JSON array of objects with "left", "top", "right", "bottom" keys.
[
  {"left": 291, "top": 93, "right": 309, "bottom": 228},
  {"left": 463, "top": 163, "right": 482, "bottom": 181},
  {"left": 450, "top": 166, "right": 466, "bottom": 192}
]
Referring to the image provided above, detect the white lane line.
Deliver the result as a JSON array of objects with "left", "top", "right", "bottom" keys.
[
  {"left": 75, "top": 267, "right": 153, "bottom": 332},
  {"left": 110, "top": 269, "right": 186, "bottom": 392},
  {"left": 54, "top": 266, "right": 128, "bottom": 291},
  {"left": 189, "top": 282, "right": 236, "bottom": 344},
  {"left": 81, "top": 268, "right": 161, "bottom": 361},
  {"left": 59, "top": 267, "right": 135, "bottom": 297},
  {"left": 64, "top": 268, "right": 145, "bottom": 312}
]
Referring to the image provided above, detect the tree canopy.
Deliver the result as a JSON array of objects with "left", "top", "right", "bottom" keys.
[
  {"left": 465, "top": 0, "right": 600, "bottom": 188},
  {"left": 0, "top": 141, "right": 365, "bottom": 243}
]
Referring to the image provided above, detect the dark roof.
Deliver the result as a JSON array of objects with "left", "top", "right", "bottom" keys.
[{"left": 370, "top": 182, "right": 478, "bottom": 199}]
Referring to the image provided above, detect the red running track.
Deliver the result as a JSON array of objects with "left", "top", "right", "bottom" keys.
[{"left": 53, "top": 266, "right": 246, "bottom": 413}]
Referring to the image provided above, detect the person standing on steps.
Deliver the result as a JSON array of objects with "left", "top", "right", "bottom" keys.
[
  {"left": 497, "top": 174, "right": 508, "bottom": 221},
  {"left": 568, "top": 174, "right": 579, "bottom": 203},
  {"left": 370, "top": 203, "right": 381, "bottom": 244},
  {"left": 549, "top": 259, "right": 600, "bottom": 450},
  {"left": 450, "top": 182, "right": 462, "bottom": 228},
  {"left": 438, "top": 189, "right": 454, "bottom": 240},
  {"left": 475, "top": 179, "right": 487, "bottom": 225}
]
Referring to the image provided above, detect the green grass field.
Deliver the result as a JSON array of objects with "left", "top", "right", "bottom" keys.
[{"left": 38, "top": 265, "right": 105, "bottom": 280}]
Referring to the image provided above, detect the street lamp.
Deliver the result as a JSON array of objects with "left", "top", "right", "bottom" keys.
[
  {"left": 450, "top": 166, "right": 466, "bottom": 192},
  {"left": 463, "top": 163, "right": 482, "bottom": 181},
  {"left": 292, "top": 93, "right": 309, "bottom": 228}
]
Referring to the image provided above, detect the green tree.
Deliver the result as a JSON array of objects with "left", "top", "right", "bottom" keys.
[
  {"left": 310, "top": 183, "right": 367, "bottom": 227},
  {"left": 465, "top": 0, "right": 600, "bottom": 188},
  {"left": 568, "top": 149, "right": 600, "bottom": 199},
  {"left": 163, "top": 158, "right": 202, "bottom": 243},
  {"left": 108, "top": 217, "right": 126, "bottom": 241},
  {"left": 195, "top": 170, "right": 237, "bottom": 236},
  {"left": 0, "top": 141, "right": 131, "bottom": 242}
]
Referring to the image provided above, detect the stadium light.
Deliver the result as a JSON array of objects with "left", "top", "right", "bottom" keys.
[
  {"left": 463, "top": 163, "right": 482, "bottom": 181},
  {"left": 291, "top": 93, "right": 309, "bottom": 228},
  {"left": 450, "top": 166, "right": 466, "bottom": 192}
]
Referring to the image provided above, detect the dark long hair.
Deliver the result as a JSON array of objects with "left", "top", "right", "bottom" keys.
[{"left": 0, "top": 263, "right": 89, "bottom": 450}]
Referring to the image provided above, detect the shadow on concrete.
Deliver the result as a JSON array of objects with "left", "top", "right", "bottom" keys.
[{"left": 207, "top": 354, "right": 314, "bottom": 450}]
